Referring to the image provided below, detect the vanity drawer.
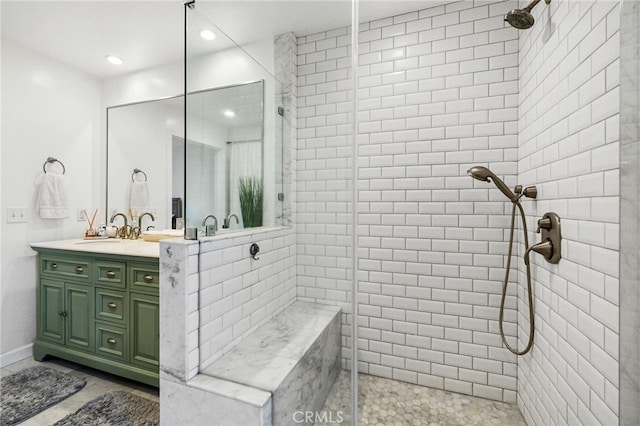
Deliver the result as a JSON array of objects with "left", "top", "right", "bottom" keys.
[
  {"left": 95, "top": 288, "right": 128, "bottom": 325},
  {"left": 95, "top": 322, "right": 127, "bottom": 362},
  {"left": 41, "top": 257, "right": 90, "bottom": 282},
  {"left": 129, "top": 263, "right": 159, "bottom": 292},
  {"left": 94, "top": 261, "right": 126, "bottom": 288}
]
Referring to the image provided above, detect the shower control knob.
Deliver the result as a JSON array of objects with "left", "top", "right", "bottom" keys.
[{"left": 536, "top": 217, "right": 552, "bottom": 233}]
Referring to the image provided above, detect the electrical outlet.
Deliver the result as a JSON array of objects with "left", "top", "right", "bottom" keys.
[
  {"left": 77, "top": 208, "right": 86, "bottom": 222},
  {"left": 6, "top": 208, "right": 28, "bottom": 223}
]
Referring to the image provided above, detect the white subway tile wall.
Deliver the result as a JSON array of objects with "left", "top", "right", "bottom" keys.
[
  {"left": 295, "top": 22, "right": 356, "bottom": 366},
  {"left": 297, "top": 0, "right": 523, "bottom": 402},
  {"left": 198, "top": 228, "right": 297, "bottom": 369},
  {"left": 517, "top": 0, "right": 620, "bottom": 425}
]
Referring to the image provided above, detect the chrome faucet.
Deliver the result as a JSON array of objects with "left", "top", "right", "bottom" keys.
[
  {"left": 202, "top": 214, "right": 218, "bottom": 236},
  {"left": 109, "top": 213, "right": 129, "bottom": 238},
  {"left": 138, "top": 212, "right": 156, "bottom": 231},
  {"left": 223, "top": 213, "right": 239, "bottom": 229}
]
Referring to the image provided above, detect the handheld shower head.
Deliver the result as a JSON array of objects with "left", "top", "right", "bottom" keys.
[
  {"left": 505, "top": 0, "right": 551, "bottom": 30},
  {"left": 467, "top": 166, "right": 516, "bottom": 201}
]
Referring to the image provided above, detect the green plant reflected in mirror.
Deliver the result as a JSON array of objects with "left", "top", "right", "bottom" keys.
[{"left": 239, "top": 177, "right": 263, "bottom": 228}]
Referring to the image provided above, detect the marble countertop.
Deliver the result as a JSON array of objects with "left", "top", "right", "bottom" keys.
[{"left": 30, "top": 238, "right": 166, "bottom": 258}]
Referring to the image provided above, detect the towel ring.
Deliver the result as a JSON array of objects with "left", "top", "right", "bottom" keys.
[
  {"left": 131, "top": 168, "right": 148, "bottom": 182},
  {"left": 42, "top": 157, "right": 66, "bottom": 174}
]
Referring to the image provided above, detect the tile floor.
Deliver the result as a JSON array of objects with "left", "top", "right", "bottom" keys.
[
  {"left": 3, "top": 358, "right": 525, "bottom": 425},
  {"left": 0, "top": 357, "right": 159, "bottom": 425},
  {"left": 319, "top": 371, "right": 526, "bottom": 426}
]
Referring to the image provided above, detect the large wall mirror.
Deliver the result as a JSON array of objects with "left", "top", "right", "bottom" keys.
[{"left": 106, "top": 79, "right": 280, "bottom": 235}]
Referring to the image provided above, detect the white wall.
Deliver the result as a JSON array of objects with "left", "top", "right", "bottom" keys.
[
  {"left": 516, "top": 1, "right": 620, "bottom": 424},
  {"left": 297, "top": 0, "right": 521, "bottom": 402},
  {"left": 0, "top": 39, "right": 101, "bottom": 364}
]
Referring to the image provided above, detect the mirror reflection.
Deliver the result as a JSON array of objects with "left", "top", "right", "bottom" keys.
[
  {"left": 185, "top": 80, "right": 265, "bottom": 234},
  {"left": 106, "top": 80, "right": 267, "bottom": 235}
]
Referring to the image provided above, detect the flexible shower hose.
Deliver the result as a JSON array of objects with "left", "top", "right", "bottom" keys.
[{"left": 499, "top": 200, "right": 535, "bottom": 355}]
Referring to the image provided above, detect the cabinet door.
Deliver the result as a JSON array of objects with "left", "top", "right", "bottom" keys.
[
  {"left": 65, "top": 283, "right": 94, "bottom": 351},
  {"left": 40, "top": 279, "right": 65, "bottom": 344},
  {"left": 130, "top": 293, "right": 159, "bottom": 369}
]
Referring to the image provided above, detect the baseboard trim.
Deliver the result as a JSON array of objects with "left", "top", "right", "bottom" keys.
[{"left": 0, "top": 343, "right": 33, "bottom": 368}]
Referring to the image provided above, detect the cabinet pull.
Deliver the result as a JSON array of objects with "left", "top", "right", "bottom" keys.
[
  {"left": 107, "top": 302, "right": 117, "bottom": 309},
  {"left": 75, "top": 266, "right": 84, "bottom": 273},
  {"left": 51, "top": 263, "right": 58, "bottom": 269},
  {"left": 107, "top": 338, "right": 117, "bottom": 345},
  {"left": 143, "top": 274, "right": 154, "bottom": 283},
  {"left": 106, "top": 271, "right": 116, "bottom": 278}
]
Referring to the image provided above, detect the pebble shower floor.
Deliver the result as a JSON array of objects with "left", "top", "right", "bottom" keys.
[{"left": 318, "top": 371, "right": 526, "bottom": 426}]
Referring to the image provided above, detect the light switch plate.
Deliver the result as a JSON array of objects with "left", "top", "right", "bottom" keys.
[{"left": 7, "top": 208, "right": 28, "bottom": 223}]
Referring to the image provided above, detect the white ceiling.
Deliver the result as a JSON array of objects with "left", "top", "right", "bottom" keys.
[{"left": 1, "top": 0, "right": 446, "bottom": 79}]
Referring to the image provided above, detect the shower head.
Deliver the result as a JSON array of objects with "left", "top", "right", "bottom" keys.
[
  {"left": 467, "top": 166, "right": 516, "bottom": 201},
  {"left": 505, "top": 0, "right": 550, "bottom": 30},
  {"left": 505, "top": 8, "right": 535, "bottom": 29}
]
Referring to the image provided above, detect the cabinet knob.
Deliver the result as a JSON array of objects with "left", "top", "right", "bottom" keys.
[
  {"left": 143, "top": 275, "right": 153, "bottom": 283},
  {"left": 106, "top": 271, "right": 116, "bottom": 278},
  {"left": 75, "top": 266, "right": 84, "bottom": 273},
  {"left": 107, "top": 338, "right": 117, "bottom": 345},
  {"left": 58, "top": 311, "right": 68, "bottom": 317},
  {"left": 51, "top": 263, "right": 58, "bottom": 269},
  {"left": 107, "top": 302, "right": 117, "bottom": 309}
]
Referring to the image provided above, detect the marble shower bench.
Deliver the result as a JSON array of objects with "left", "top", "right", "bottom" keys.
[{"left": 162, "top": 301, "right": 342, "bottom": 426}]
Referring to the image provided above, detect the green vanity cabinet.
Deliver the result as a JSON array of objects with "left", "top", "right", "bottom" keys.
[
  {"left": 39, "top": 279, "right": 93, "bottom": 352},
  {"left": 33, "top": 249, "right": 160, "bottom": 387},
  {"left": 130, "top": 292, "right": 160, "bottom": 369}
]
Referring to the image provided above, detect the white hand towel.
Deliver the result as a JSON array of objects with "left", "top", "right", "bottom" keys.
[
  {"left": 36, "top": 172, "right": 69, "bottom": 219},
  {"left": 130, "top": 181, "right": 150, "bottom": 213}
]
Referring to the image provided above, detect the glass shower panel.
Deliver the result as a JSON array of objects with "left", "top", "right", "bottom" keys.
[
  {"left": 185, "top": 6, "right": 283, "bottom": 234},
  {"left": 185, "top": 1, "right": 355, "bottom": 424}
]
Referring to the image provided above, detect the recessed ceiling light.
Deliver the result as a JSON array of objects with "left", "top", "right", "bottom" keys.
[
  {"left": 223, "top": 110, "right": 235, "bottom": 118},
  {"left": 105, "top": 55, "right": 123, "bottom": 65},
  {"left": 200, "top": 29, "right": 216, "bottom": 41}
]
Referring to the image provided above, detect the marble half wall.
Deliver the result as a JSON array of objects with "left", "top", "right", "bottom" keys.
[
  {"left": 159, "top": 238, "right": 200, "bottom": 383},
  {"left": 620, "top": 1, "right": 640, "bottom": 424},
  {"left": 159, "top": 229, "right": 295, "bottom": 425},
  {"left": 274, "top": 32, "right": 297, "bottom": 228}
]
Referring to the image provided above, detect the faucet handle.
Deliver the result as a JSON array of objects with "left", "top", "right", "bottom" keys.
[
  {"left": 536, "top": 217, "right": 552, "bottom": 233},
  {"left": 119, "top": 225, "right": 133, "bottom": 239},
  {"left": 524, "top": 240, "right": 554, "bottom": 265},
  {"left": 130, "top": 227, "right": 141, "bottom": 240}
]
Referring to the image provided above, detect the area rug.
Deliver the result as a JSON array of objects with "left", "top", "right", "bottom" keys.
[
  {"left": 54, "top": 391, "right": 159, "bottom": 426},
  {"left": 0, "top": 366, "right": 86, "bottom": 425}
]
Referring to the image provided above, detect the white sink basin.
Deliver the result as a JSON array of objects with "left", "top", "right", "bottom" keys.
[{"left": 141, "top": 229, "right": 183, "bottom": 242}]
